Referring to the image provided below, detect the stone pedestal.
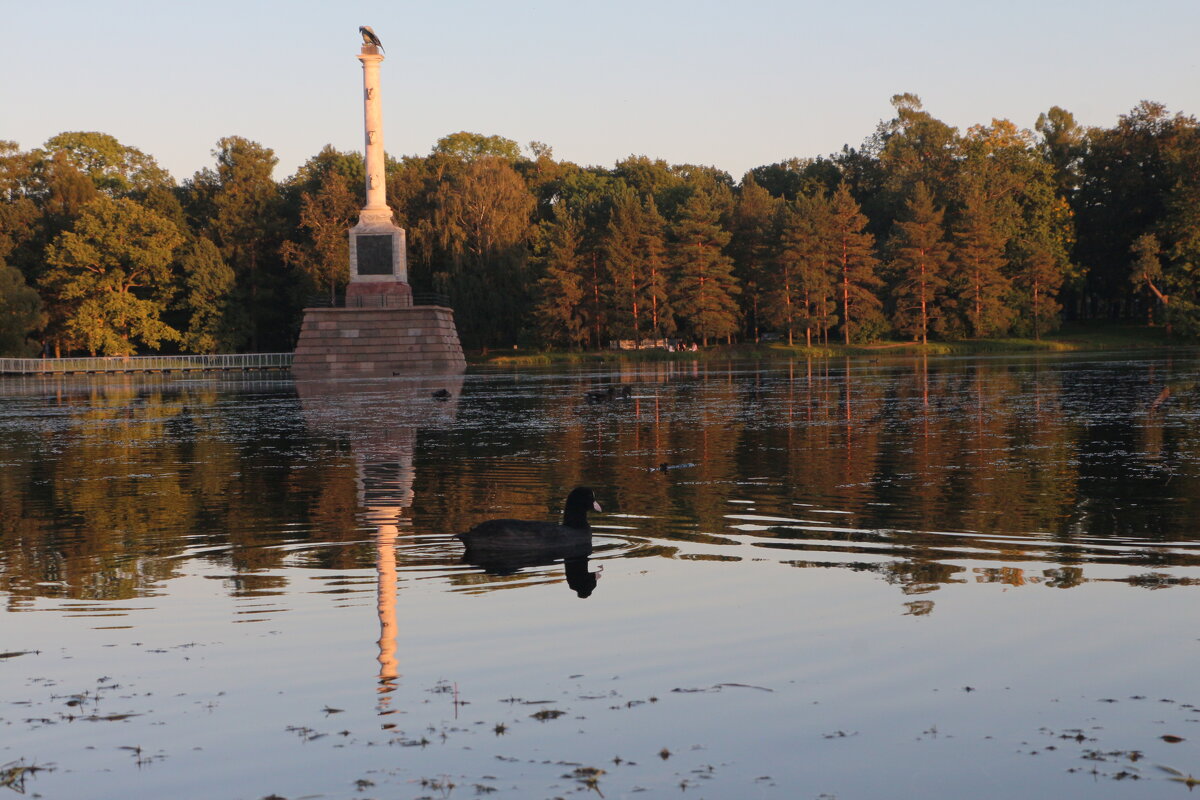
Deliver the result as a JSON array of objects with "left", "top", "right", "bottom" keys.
[
  {"left": 345, "top": 280, "right": 412, "bottom": 307},
  {"left": 292, "top": 305, "right": 466, "bottom": 376}
]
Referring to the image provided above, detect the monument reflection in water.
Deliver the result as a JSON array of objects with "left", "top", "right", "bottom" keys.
[{"left": 295, "top": 376, "right": 462, "bottom": 712}]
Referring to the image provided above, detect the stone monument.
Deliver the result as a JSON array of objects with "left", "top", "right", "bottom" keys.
[{"left": 292, "top": 28, "right": 466, "bottom": 376}]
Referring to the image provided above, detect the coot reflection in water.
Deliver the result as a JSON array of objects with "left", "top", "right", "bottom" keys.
[
  {"left": 457, "top": 487, "right": 603, "bottom": 597},
  {"left": 462, "top": 549, "right": 602, "bottom": 598}
]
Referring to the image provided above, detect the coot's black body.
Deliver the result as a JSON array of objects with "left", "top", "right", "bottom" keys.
[{"left": 456, "top": 487, "right": 600, "bottom": 557}]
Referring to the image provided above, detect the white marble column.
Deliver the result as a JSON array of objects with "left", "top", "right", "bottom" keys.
[
  {"left": 357, "top": 48, "right": 392, "bottom": 223},
  {"left": 348, "top": 38, "right": 409, "bottom": 297}
]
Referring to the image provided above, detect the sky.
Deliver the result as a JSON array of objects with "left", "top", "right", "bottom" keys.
[{"left": 4, "top": 0, "right": 1199, "bottom": 184}]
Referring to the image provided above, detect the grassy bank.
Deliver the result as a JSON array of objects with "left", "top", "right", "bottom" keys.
[{"left": 473, "top": 323, "right": 1178, "bottom": 366}]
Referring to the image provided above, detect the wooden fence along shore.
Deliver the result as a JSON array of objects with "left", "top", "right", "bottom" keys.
[{"left": 0, "top": 353, "right": 294, "bottom": 375}]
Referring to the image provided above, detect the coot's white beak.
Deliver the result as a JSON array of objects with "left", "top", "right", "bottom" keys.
[{"left": 593, "top": 501, "right": 602, "bottom": 512}]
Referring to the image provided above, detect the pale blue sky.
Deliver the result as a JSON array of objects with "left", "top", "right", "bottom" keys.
[{"left": 4, "top": 0, "right": 1198, "bottom": 183}]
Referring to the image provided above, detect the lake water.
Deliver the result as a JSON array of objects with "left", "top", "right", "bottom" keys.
[{"left": 3, "top": 352, "right": 1200, "bottom": 799}]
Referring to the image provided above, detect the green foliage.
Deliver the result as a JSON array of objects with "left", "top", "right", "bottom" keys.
[
  {"left": 422, "top": 155, "right": 535, "bottom": 347},
  {"left": 280, "top": 168, "right": 357, "bottom": 302},
  {"left": 1158, "top": 144, "right": 1200, "bottom": 335},
  {"left": 1129, "top": 232, "right": 1165, "bottom": 299},
  {"left": 177, "top": 237, "right": 236, "bottom": 353},
  {"left": 434, "top": 132, "right": 522, "bottom": 162},
  {"left": 41, "top": 197, "right": 184, "bottom": 355},
  {"left": 44, "top": 131, "right": 173, "bottom": 196},
  {"left": 289, "top": 145, "right": 365, "bottom": 194},
  {"left": 1035, "top": 106, "right": 1085, "bottom": 197},
  {"left": 958, "top": 120, "right": 1071, "bottom": 284},
  {"left": 0, "top": 258, "right": 43, "bottom": 355},
  {"left": 875, "top": 94, "right": 960, "bottom": 213},
  {"left": 186, "top": 136, "right": 287, "bottom": 351},
  {"left": 1075, "top": 102, "right": 1200, "bottom": 314},
  {"left": 746, "top": 157, "right": 840, "bottom": 202},
  {"left": 23, "top": 152, "right": 101, "bottom": 286},
  {"left": 541, "top": 165, "right": 616, "bottom": 224},
  {"left": 0, "top": 143, "right": 41, "bottom": 276},
  {"left": 612, "top": 156, "right": 682, "bottom": 209}
]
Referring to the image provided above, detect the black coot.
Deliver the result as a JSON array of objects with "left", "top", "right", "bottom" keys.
[{"left": 456, "top": 487, "right": 601, "bottom": 556}]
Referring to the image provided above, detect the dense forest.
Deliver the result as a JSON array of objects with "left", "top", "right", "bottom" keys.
[{"left": 2, "top": 94, "right": 1199, "bottom": 357}]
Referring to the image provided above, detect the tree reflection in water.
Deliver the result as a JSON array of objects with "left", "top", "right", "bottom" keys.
[{"left": 2, "top": 353, "right": 1200, "bottom": 618}]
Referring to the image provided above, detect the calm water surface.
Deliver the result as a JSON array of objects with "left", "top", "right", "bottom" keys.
[{"left": 3, "top": 352, "right": 1200, "bottom": 799}]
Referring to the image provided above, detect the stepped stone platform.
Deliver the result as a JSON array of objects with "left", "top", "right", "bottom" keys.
[{"left": 292, "top": 306, "right": 466, "bottom": 376}]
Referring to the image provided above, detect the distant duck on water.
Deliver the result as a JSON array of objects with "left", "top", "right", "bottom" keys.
[
  {"left": 585, "top": 385, "right": 632, "bottom": 403},
  {"left": 456, "top": 487, "right": 601, "bottom": 556}
]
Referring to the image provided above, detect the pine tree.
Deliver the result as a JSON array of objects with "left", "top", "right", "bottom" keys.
[
  {"left": 639, "top": 196, "right": 674, "bottom": 340},
  {"left": 670, "top": 190, "right": 740, "bottom": 346},
  {"left": 602, "top": 190, "right": 645, "bottom": 340},
  {"left": 533, "top": 207, "right": 588, "bottom": 348},
  {"left": 583, "top": 250, "right": 606, "bottom": 349},
  {"left": 769, "top": 194, "right": 837, "bottom": 346},
  {"left": 1012, "top": 240, "right": 1064, "bottom": 339},
  {"left": 729, "top": 174, "right": 779, "bottom": 341},
  {"left": 888, "top": 183, "right": 951, "bottom": 344},
  {"left": 952, "top": 190, "right": 1012, "bottom": 337},
  {"left": 828, "top": 184, "right": 882, "bottom": 345}
]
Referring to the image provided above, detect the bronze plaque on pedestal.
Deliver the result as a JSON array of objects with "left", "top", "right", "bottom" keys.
[{"left": 356, "top": 234, "right": 394, "bottom": 276}]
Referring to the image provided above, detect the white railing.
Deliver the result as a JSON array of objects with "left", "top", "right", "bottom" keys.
[{"left": 0, "top": 353, "right": 294, "bottom": 374}]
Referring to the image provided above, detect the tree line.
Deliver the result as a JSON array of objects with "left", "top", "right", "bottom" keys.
[{"left": 1, "top": 95, "right": 1198, "bottom": 356}]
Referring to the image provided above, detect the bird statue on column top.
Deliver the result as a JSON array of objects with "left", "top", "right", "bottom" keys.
[{"left": 359, "top": 25, "right": 384, "bottom": 52}]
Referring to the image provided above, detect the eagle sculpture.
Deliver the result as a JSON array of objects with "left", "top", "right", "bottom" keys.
[{"left": 359, "top": 26, "right": 384, "bottom": 52}]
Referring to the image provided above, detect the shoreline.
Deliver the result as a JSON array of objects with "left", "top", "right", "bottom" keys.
[{"left": 473, "top": 323, "right": 1181, "bottom": 366}]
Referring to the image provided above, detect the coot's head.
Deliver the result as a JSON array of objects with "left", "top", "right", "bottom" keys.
[
  {"left": 565, "top": 486, "right": 601, "bottom": 512},
  {"left": 562, "top": 486, "right": 601, "bottom": 527}
]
